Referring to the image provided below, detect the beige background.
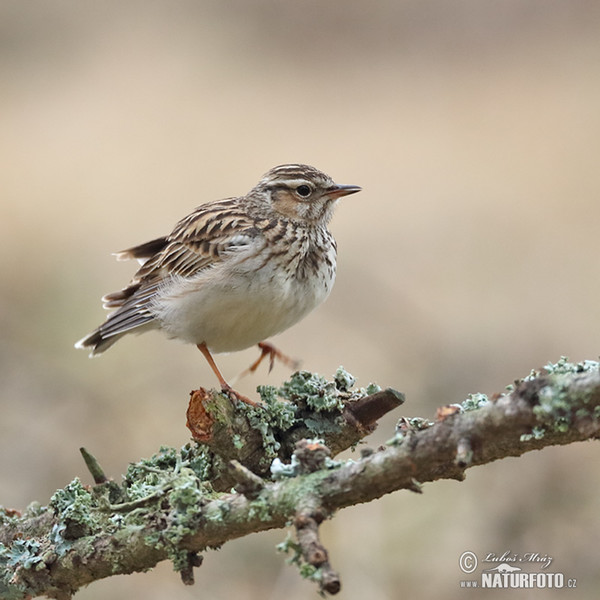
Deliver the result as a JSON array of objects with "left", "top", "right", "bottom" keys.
[{"left": 1, "top": 1, "right": 599, "bottom": 598}]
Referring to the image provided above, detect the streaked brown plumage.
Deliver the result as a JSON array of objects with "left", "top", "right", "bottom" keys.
[{"left": 76, "top": 164, "right": 361, "bottom": 404}]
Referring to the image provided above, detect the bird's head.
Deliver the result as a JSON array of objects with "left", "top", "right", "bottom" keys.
[{"left": 249, "top": 164, "right": 361, "bottom": 224}]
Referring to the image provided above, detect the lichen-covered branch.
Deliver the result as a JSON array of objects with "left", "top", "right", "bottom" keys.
[
  {"left": 185, "top": 369, "right": 403, "bottom": 491},
  {"left": 1, "top": 360, "right": 599, "bottom": 599}
]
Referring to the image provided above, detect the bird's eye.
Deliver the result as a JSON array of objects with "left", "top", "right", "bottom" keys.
[{"left": 296, "top": 184, "right": 312, "bottom": 198}]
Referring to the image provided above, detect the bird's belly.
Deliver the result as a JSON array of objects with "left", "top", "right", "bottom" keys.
[{"left": 152, "top": 264, "right": 334, "bottom": 352}]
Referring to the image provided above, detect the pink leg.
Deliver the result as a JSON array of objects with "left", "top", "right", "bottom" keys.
[{"left": 197, "top": 342, "right": 259, "bottom": 407}]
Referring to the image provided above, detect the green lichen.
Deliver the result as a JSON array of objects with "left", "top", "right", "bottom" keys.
[
  {"left": 48, "top": 446, "right": 215, "bottom": 579},
  {"left": 2, "top": 539, "right": 44, "bottom": 570},
  {"left": 364, "top": 382, "right": 382, "bottom": 395},
  {"left": 276, "top": 530, "right": 298, "bottom": 555},
  {"left": 240, "top": 397, "right": 297, "bottom": 469},
  {"left": 0, "top": 508, "right": 20, "bottom": 529},
  {"left": 407, "top": 417, "right": 434, "bottom": 430},
  {"left": 270, "top": 439, "right": 341, "bottom": 479},
  {"left": 0, "top": 544, "right": 30, "bottom": 600},
  {"left": 507, "top": 358, "right": 600, "bottom": 393},
  {"left": 257, "top": 386, "right": 299, "bottom": 429},
  {"left": 532, "top": 383, "right": 572, "bottom": 434},
  {"left": 89, "top": 446, "right": 219, "bottom": 576},
  {"left": 544, "top": 356, "right": 600, "bottom": 375},
  {"left": 386, "top": 434, "right": 405, "bottom": 447},
  {"left": 280, "top": 371, "right": 345, "bottom": 412},
  {"left": 279, "top": 366, "right": 378, "bottom": 411},
  {"left": 246, "top": 495, "right": 274, "bottom": 522},
  {"left": 245, "top": 368, "right": 377, "bottom": 468},
  {"left": 122, "top": 446, "right": 215, "bottom": 502},
  {"left": 124, "top": 446, "right": 179, "bottom": 480},
  {"left": 143, "top": 467, "right": 208, "bottom": 572},
  {"left": 522, "top": 358, "right": 600, "bottom": 437},
  {"left": 201, "top": 488, "right": 276, "bottom": 526},
  {"left": 462, "top": 393, "right": 489, "bottom": 411},
  {"left": 520, "top": 427, "right": 546, "bottom": 442},
  {"left": 333, "top": 366, "right": 356, "bottom": 392},
  {"left": 49, "top": 478, "right": 96, "bottom": 542},
  {"left": 464, "top": 358, "right": 600, "bottom": 440},
  {"left": 0, "top": 477, "right": 119, "bottom": 598},
  {"left": 277, "top": 532, "right": 324, "bottom": 587},
  {"left": 202, "top": 498, "right": 231, "bottom": 524},
  {"left": 387, "top": 417, "right": 434, "bottom": 446},
  {"left": 232, "top": 434, "right": 244, "bottom": 450},
  {"left": 270, "top": 456, "right": 300, "bottom": 479},
  {"left": 181, "top": 443, "right": 219, "bottom": 482},
  {"left": 302, "top": 416, "right": 342, "bottom": 438},
  {"left": 506, "top": 368, "right": 541, "bottom": 392},
  {"left": 168, "top": 470, "right": 206, "bottom": 514},
  {"left": 2, "top": 368, "right": 385, "bottom": 595}
]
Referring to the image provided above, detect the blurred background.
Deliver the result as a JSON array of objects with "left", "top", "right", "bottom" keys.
[{"left": 1, "top": 1, "right": 599, "bottom": 598}]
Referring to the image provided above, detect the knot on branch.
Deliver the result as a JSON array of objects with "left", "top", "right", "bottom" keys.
[
  {"left": 293, "top": 439, "right": 331, "bottom": 474},
  {"left": 454, "top": 437, "right": 473, "bottom": 470}
]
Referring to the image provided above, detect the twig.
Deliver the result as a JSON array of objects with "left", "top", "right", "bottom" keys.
[
  {"left": 79, "top": 447, "right": 107, "bottom": 484},
  {"left": 294, "top": 511, "right": 340, "bottom": 595}
]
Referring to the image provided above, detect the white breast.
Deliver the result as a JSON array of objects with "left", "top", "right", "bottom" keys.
[{"left": 150, "top": 232, "right": 336, "bottom": 353}]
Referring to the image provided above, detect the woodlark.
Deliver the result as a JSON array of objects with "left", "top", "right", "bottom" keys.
[{"left": 75, "top": 164, "right": 361, "bottom": 404}]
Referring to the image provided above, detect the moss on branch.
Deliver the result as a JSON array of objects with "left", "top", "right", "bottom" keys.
[{"left": 1, "top": 360, "right": 599, "bottom": 599}]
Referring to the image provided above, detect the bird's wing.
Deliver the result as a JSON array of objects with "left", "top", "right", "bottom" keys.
[
  {"left": 102, "top": 199, "right": 259, "bottom": 309},
  {"left": 78, "top": 198, "right": 267, "bottom": 351}
]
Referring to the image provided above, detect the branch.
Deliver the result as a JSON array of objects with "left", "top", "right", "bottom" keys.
[
  {"left": 1, "top": 359, "right": 599, "bottom": 599},
  {"left": 185, "top": 369, "right": 403, "bottom": 491}
]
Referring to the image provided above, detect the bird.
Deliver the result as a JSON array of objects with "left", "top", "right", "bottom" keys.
[{"left": 75, "top": 164, "right": 361, "bottom": 405}]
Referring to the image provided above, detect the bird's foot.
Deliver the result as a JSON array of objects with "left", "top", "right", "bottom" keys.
[
  {"left": 238, "top": 341, "right": 301, "bottom": 380},
  {"left": 220, "top": 382, "right": 262, "bottom": 408}
]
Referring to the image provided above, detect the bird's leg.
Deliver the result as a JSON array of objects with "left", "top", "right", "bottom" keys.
[
  {"left": 240, "top": 341, "right": 301, "bottom": 378},
  {"left": 196, "top": 342, "right": 259, "bottom": 407}
]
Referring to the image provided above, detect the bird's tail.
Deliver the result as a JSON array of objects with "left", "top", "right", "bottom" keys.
[
  {"left": 75, "top": 303, "right": 157, "bottom": 357},
  {"left": 74, "top": 329, "right": 126, "bottom": 357}
]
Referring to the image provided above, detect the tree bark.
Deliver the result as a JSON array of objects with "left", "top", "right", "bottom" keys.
[{"left": 1, "top": 360, "right": 598, "bottom": 599}]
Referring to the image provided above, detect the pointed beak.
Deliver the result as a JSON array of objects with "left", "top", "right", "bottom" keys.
[{"left": 326, "top": 184, "right": 362, "bottom": 199}]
